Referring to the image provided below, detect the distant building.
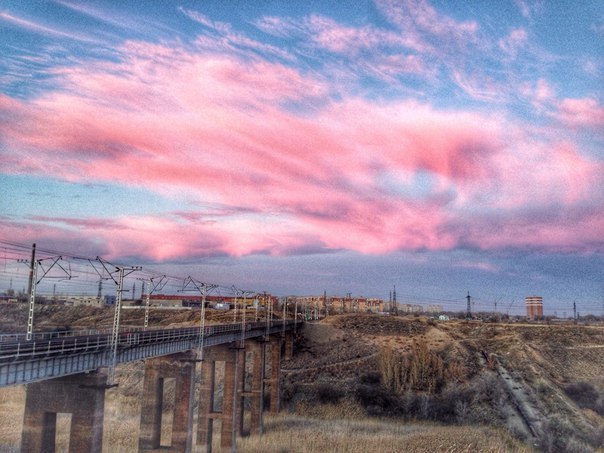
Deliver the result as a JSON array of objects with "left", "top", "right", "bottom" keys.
[
  {"left": 426, "top": 304, "right": 443, "bottom": 313},
  {"left": 400, "top": 303, "right": 423, "bottom": 313},
  {"left": 292, "top": 295, "right": 383, "bottom": 314},
  {"left": 64, "top": 296, "right": 103, "bottom": 308},
  {"left": 104, "top": 295, "right": 116, "bottom": 306},
  {"left": 146, "top": 293, "right": 276, "bottom": 309},
  {"left": 525, "top": 296, "right": 543, "bottom": 320}
]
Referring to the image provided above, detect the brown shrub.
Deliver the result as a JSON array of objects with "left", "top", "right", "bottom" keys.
[
  {"left": 315, "top": 382, "right": 345, "bottom": 404},
  {"left": 564, "top": 381, "right": 604, "bottom": 416},
  {"left": 378, "top": 340, "right": 467, "bottom": 395}
]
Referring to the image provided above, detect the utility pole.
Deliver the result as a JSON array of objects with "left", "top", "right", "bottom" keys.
[
  {"left": 20, "top": 254, "right": 70, "bottom": 339},
  {"left": 392, "top": 285, "right": 398, "bottom": 315},
  {"left": 265, "top": 292, "right": 271, "bottom": 338},
  {"left": 294, "top": 297, "right": 298, "bottom": 332},
  {"left": 109, "top": 267, "right": 125, "bottom": 385},
  {"left": 178, "top": 277, "right": 216, "bottom": 361},
  {"left": 241, "top": 291, "right": 250, "bottom": 347},
  {"left": 26, "top": 259, "right": 38, "bottom": 341},
  {"left": 466, "top": 291, "right": 472, "bottom": 320},
  {"left": 26, "top": 243, "right": 36, "bottom": 297},
  {"left": 140, "top": 275, "right": 166, "bottom": 330},
  {"left": 282, "top": 297, "right": 286, "bottom": 336},
  {"left": 142, "top": 281, "right": 149, "bottom": 329},
  {"left": 197, "top": 282, "right": 215, "bottom": 361},
  {"left": 94, "top": 257, "right": 141, "bottom": 385},
  {"left": 323, "top": 290, "right": 328, "bottom": 317},
  {"left": 573, "top": 301, "right": 577, "bottom": 321},
  {"left": 97, "top": 279, "right": 103, "bottom": 304}
]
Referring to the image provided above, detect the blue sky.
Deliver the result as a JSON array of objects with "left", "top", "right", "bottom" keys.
[{"left": 0, "top": 0, "right": 602, "bottom": 314}]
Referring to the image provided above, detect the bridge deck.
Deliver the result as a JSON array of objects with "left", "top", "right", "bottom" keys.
[{"left": 0, "top": 320, "right": 299, "bottom": 387}]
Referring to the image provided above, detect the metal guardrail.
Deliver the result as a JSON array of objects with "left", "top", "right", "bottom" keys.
[
  {"left": 0, "top": 321, "right": 298, "bottom": 363},
  {"left": 0, "top": 324, "right": 179, "bottom": 343},
  {"left": 0, "top": 320, "right": 299, "bottom": 387}
]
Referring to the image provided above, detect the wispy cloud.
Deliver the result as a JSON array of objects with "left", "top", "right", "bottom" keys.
[
  {"left": 513, "top": 0, "right": 544, "bottom": 19},
  {"left": 554, "top": 97, "right": 604, "bottom": 130},
  {"left": 180, "top": 7, "right": 294, "bottom": 62},
  {"left": 1, "top": 37, "right": 601, "bottom": 260},
  {"left": 56, "top": 1, "right": 181, "bottom": 38},
  {"left": 498, "top": 28, "right": 528, "bottom": 59},
  {"left": 178, "top": 7, "right": 232, "bottom": 33},
  {"left": 0, "top": 11, "right": 100, "bottom": 44}
]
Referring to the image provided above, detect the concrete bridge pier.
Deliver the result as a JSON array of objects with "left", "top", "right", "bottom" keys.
[
  {"left": 284, "top": 332, "right": 294, "bottom": 360},
  {"left": 246, "top": 340, "right": 266, "bottom": 436},
  {"left": 267, "top": 337, "right": 282, "bottom": 413},
  {"left": 138, "top": 352, "right": 196, "bottom": 452},
  {"left": 197, "top": 344, "right": 246, "bottom": 452},
  {"left": 20, "top": 371, "right": 107, "bottom": 453}
]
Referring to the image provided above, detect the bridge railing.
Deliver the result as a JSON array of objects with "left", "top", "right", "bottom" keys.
[
  {"left": 0, "top": 325, "right": 182, "bottom": 343},
  {"left": 0, "top": 319, "right": 297, "bottom": 343},
  {"left": 0, "top": 320, "right": 298, "bottom": 363}
]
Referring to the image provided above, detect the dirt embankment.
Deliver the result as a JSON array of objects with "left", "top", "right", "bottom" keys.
[
  {"left": 0, "top": 302, "right": 280, "bottom": 334},
  {"left": 284, "top": 314, "right": 472, "bottom": 385},
  {"left": 283, "top": 314, "right": 604, "bottom": 451},
  {"left": 438, "top": 320, "right": 604, "bottom": 449}
]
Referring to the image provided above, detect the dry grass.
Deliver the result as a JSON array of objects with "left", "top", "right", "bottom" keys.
[
  {"left": 0, "top": 386, "right": 532, "bottom": 453},
  {"left": 237, "top": 413, "right": 532, "bottom": 453},
  {"left": 0, "top": 386, "right": 25, "bottom": 452}
]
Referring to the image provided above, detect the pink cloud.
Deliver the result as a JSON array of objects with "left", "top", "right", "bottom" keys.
[
  {"left": 306, "top": 15, "right": 403, "bottom": 55},
  {"left": 2, "top": 214, "right": 326, "bottom": 261},
  {"left": 1, "top": 38, "right": 602, "bottom": 260},
  {"left": 376, "top": 0, "right": 480, "bottom": 52},
  {"left": 252, "top": 12, "right": 436, "bottom": 85},
  {"left": 451, "top": 70, "right": 504, "bottom": 102},
  {"left": 498, "top": 28, "right": 528, "bottom": 59},
  {"left": 535, "top": 78, "right": 555, "bottom": 100},
  {"left": 555, "top": 97, "right": 604, "bottom": 129}
]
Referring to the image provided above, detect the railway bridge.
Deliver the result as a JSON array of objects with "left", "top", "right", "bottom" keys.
[{"left": 0, "top": 319, "right": 299, "bottom": 452}]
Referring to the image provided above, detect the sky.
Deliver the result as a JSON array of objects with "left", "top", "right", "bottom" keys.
[{"left": 0, "top": 0, "right": 603, "bottom": 315}]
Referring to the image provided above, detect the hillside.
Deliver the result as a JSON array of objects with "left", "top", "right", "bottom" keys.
[
  {"left": 283, "top": 314, "right": 604, "bottom": 452},
  {"left": 1, "top": 305, "right": 603, "bottom": 451}
]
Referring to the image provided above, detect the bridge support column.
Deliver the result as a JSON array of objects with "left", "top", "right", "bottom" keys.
[
  {"left": 267, "top": 337, "right": 282, "bottom": 413},
  {"left": 247, "top": 340, "right": 266, "bottom": 435},
  {"left": 138, "top": 352, "right": 196, "bottom": 453},
  {"left": 20, "top": 371, "right": 107, "bottom": 453},
  {"left": 197, "top": 354, "right": 216, "bottom": 452},
  {"left": 197, "top": 344, "right": 245, "bottom": 452},
  {"left": 235, "top": 346, "right": 246, "bottom": 437},
  {"left": 284, "top": 332, "right": 294, "bottom": 360}
]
